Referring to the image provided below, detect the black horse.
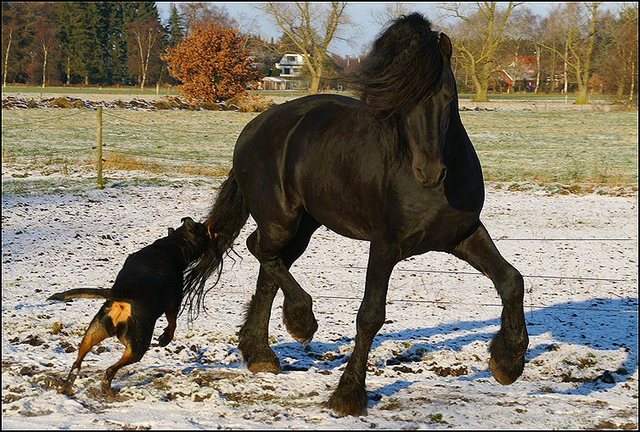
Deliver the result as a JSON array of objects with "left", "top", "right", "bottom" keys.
[{"left": 184, "top": 13, "right": 529, "bottom": 416}]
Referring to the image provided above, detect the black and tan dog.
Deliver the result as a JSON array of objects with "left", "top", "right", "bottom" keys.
[{"left": 48, "top": 216, "right": 210, "bottom": 396}]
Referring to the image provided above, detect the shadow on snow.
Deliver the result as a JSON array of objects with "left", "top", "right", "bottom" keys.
[{"left": 271, "top": 296, "right": 638, "bottom": 402}]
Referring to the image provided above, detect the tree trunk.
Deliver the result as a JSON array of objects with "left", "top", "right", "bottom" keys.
[
  {"left": 575, "top": 86, "right": 588, "bottom": 104},
  {"left": 550, "top": 47, "right": 557, "bottom": 93},
  {"left": 562, "top": 42, "right": 569, "bottom": 94},
  {"left": 3, "top": 29, "right": 12, "bottom": 88},
  {"left": 309, "top": 73, "right": 320, "bottom": 94},
  {"left": 41, "top": 46, "right": 48, "bottom": 88},
  {"left": 473, "top": 63, "right": 491, "bottom": 102},
  {"left": 535, "top": 45, "right": 541, "bottom": 94},
  {"left": 65, "top": 56, "right": 71, "bottom": 85},
  {"left": 630, "top": 60, "right": 636, "bottom": 102}
]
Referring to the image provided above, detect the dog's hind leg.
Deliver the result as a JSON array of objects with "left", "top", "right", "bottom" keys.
[
  {"left": 59, "top": 307, "right": 112, "bottom": 396},
  {"left": 101, "top": 323, "right": 153, "bottom": 396}
]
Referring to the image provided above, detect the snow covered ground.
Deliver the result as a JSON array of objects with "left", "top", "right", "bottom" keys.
[{"left": 2, "top": 172, "right": 638, "bottom": 429}]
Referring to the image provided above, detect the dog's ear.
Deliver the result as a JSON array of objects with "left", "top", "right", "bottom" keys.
[{"left": 168, "top": 227, "right": 175, "bottom": 235}]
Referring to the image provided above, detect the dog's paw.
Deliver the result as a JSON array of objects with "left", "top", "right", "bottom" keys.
[{"left": 57, "top": 385, "right": 74, "bottom": 396}]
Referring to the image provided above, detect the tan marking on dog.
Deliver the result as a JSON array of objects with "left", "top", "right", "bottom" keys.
[{"left": 107, "top": 302, "right": 132, "bottom": 327}]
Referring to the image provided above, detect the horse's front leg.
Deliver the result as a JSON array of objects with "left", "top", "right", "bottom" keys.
[
  {"left": 239, "top": 265, "right": 282, "bottom": 373},
  {"left": 453, "top": 222, "right": 529, "bottom": 384},
  {"left": 325, "top": 241, "right": 400, "bottom": 416}
]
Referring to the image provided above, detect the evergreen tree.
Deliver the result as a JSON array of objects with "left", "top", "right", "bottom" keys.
[
  {"left": 86, "top": 2, "right": 110, "bottom": 84},
  {"left": 109, "top": 3, "right": 129, "bottom": 85},
  {"left": 167, "top": 4, "right": 184, "bottom": 48},
  {"left": 3, "top": 2, "right": 32, "bottom": 84}
]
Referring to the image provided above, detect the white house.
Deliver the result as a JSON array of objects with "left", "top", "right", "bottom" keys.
[{"left": 275, "top": 53, "right": 306, "bottom": 78}]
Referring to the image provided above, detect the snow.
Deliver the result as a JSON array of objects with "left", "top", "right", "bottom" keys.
[{"left": 2, "top": 173, "right": 638, "bottom": 429}]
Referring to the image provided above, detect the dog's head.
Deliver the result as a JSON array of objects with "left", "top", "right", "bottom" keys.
[{"left": 168, "top": 217, "right": 210, "bottom": 262}]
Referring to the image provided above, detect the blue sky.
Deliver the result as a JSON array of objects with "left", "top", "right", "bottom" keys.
[{"left": 157, "top": 2, "right": 624, "bottom": 58}]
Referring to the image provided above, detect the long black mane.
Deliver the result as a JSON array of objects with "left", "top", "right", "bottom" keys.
[{"left": 354, "top": 13, "right": 445, "bottom": 120}]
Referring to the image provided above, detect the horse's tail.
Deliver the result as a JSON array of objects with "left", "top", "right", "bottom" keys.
[
  {"left": 182, "top": 169, "right": 249, "bottom": 321},
  {"left": 48, "top": 288, "right": 115, "bottom": 302}
]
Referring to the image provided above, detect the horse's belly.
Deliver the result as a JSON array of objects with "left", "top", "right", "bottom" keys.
[{"left": 300, "top": 191, "right": 374, "bottom": 242}]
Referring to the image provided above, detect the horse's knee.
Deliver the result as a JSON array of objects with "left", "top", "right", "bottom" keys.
[{"left": 356, "top": 308, "right": 385, "bottom": 337}]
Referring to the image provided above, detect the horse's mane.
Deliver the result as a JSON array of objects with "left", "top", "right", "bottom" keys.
[{"left": 354, "top": 13, "right": 444, "bottom": 120}]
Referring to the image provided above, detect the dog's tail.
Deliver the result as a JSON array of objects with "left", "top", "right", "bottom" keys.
[
  {"left": 48, "top": 288, "right": 115, "bottom": 302},
  {"left": 182, "top": 169, "right": 249, "bottom": 321}
]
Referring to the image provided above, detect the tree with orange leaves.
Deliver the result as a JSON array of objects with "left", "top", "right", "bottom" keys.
[{"left": 163, "top": 23, "right": 259, "bottom": 103}]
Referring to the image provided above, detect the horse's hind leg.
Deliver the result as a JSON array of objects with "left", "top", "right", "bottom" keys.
[
  {"left": 453, "top": 222, "right": 529, "bottom": 385},
  {"left": 245, "top": 215, "right": 319, "bottom": 345},
  {"left": 240, "top": 215, "right": 320, "bottom": 373},
  {"left": 239, "top": 266, "right": 282, "bottom": 373}
]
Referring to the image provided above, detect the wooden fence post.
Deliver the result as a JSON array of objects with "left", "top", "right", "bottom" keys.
[{"left": 96, "top": 105, "right": 104, "bottom": 189}]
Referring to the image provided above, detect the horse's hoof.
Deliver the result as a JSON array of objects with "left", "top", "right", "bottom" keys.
[
  {"left": 240, "top": 344, "right": 282, "bottom": 374},
  {"left": 283, "top": 303, "right": 318, "bottom": 344},
  {"left": 488, "top": 331, "right": 527, "bottom": 385},
  {"left": 489, "top": 357, "right": 518, "bottom": 385},
  {"left": 324, "top": 382, "right": 368, "bottom": 417},
  {"left": 248, "top": 361, "right": 282, "bottom": 374}
]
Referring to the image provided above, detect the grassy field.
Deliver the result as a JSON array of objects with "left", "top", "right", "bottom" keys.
[
  {"left": 1, "top": 98, "right": 637, "bottom": 195},
  {"left": 3, "top": 84, "right": 181, "bottom": 97},
  {"left": 4, "top": 84, "right": 617, "bottom": 102}
]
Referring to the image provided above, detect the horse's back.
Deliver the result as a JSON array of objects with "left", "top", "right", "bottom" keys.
[
  {"left": 233, "top": 94, "right": 376, "bottom": 177},
  {"left": 234, "top": 94, "right": 362, "bottom": 151},
  {"left": 232, "top": 94, "right": 385, "bottom": 239}
]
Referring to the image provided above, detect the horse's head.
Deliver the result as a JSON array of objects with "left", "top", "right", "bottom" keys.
[
  {"left": 356, "top": 14, "right": 457, "bottom": 188},
  {"left": 405, "top": 32, "right": 455, "bottom": 188}
]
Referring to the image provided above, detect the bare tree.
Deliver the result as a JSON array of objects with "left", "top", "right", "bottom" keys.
[
  {"left": 506, "top": 7, "right": 543, "bottom": 93},
  {"left": 259, "top": 2, "right": 351, "bottom": 94},
  {"left": 3, "top": 28, "right": 12, "bottom": 88},
  {"left": 33, "top": 13, "right": 57, "bottom": 88},
  {"left": 128, "top": 18, "right": 164, "bottom": 90},
  {"left": 370, "top": 3, "right": 411, "bottom": 27},
  {"left": 541, "top": 3, "right": 601, "bottom": 104},
  {"left": 540, "top": 6, "right": 569, "bottom": 94},
  {"left": 179, "top": 3, "right": 237, "bottom": 34},
  {"left": 599, "top": 3, "right": 638, "bottom": 102},
  {"left": 441, "top": 2, "right": 522, "bottom": 102}
]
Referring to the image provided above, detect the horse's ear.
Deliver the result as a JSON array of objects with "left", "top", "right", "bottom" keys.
[
  {"left": 168, "top": 227, "right": 175, "bottom": 235},
  {"left": 439, "top": 32, "right": 452, "bottom": 61}
]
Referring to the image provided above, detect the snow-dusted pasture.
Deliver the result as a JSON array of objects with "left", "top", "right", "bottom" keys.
[{"left": 1, "top": 169, "right": 637, "bottom": 429}]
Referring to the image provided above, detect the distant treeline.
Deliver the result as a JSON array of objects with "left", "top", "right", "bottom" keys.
[
  {"left": 2, "top": 2, "right": 173, "bottom": 86},
  {"left": 1, "top": 2, "right": 638, "bottom": 101}
]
